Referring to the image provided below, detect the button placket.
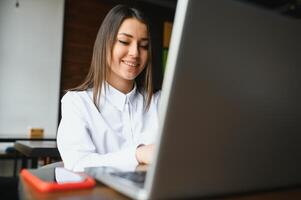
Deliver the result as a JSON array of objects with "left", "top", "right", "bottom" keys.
[{"left": 124, "top": 97, "right": 134, "bottom": 142}]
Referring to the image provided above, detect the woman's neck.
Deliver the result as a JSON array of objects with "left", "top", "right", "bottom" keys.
[{"left": 106, "top": 79, "right": 134, "bottom": 94}]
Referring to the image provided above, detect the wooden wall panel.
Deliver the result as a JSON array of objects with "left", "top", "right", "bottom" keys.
[{"left": 60, "top": 0, "right": 113, "bottom": 96}]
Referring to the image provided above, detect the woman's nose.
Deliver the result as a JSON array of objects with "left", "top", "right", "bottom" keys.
[{"left": 128, "top": 43, "right": 139, "bottom": 57}]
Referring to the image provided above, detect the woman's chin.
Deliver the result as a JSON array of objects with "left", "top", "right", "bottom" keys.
[{"left": 123, "top": 72, "right": 140, "bottom": 80}]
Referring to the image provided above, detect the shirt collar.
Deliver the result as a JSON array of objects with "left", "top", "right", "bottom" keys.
[{"left": 102, "top": 82, "right": 137, "bottom": 111}]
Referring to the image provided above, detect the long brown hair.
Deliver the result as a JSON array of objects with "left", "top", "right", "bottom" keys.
[{"left": 71, "top": 5, "right": 153, "bottom": 111}]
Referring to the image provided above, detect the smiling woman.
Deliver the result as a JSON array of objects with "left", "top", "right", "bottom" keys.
[{"left": 57, "top": 5, "right": 160, "bottom": 172}]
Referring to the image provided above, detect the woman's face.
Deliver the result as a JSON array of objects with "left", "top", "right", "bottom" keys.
[{"left": 108, "top": 18, "right": 149, "bottom": 88}]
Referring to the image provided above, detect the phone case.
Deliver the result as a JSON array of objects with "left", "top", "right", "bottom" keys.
[{"left": 20, "top": 168, "right": 96, "bottom": 192}]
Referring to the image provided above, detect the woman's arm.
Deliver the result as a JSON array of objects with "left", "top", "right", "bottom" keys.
[{"left": 57, "top": 92, "right": 139, "bottom": 172}]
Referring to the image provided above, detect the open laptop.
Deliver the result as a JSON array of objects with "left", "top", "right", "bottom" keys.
[{"left": 85, "top": 0, "right": 301, "bottom": 199}]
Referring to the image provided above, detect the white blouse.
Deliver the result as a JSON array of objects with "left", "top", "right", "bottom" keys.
[{"left": 57, "top": 83, "right": 160, "bottom": 172}]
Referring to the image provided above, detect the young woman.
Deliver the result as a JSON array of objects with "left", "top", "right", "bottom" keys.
[{"left": 57, "top": 5, "right": 160, "bottom": 172}]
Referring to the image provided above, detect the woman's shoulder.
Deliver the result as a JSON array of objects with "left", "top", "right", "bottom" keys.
[
  {"left": 145, "top": 90, "right": 161, "bottom": 109},
  {"left": 153, "top": 90, "right": 161, "bottom": 98},
  {"left": 60, "top": 89, "right": 95, "bottom": 116},
  {"left": 137, "top": 89, "right": 161, "bottom": 102},
  {"left": 61, "top": 89, "right": 93, "bottom": 104},
  {"left": 152, "top": 90, "right": 161, "bottom": 103}
]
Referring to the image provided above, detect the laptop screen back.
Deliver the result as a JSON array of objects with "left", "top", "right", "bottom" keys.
[{"left": 148, "top": 0, "right": 301, "bottom": 199}]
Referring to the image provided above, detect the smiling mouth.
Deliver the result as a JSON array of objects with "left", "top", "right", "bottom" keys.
[{"left": 123, "top": 60, "right": 139, "bottom": 67}]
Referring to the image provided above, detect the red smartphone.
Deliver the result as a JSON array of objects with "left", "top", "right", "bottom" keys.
[{"left": 20, "top": 167, "right": 96, "bottom": 192}]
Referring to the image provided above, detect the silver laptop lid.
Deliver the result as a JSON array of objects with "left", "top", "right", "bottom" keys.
[{"left": 146, "top": 0, "right": 301, "bottom": 199}]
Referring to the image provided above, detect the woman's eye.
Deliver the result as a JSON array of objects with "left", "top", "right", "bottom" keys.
[
  {"left": 118, "top": 40, "right": 129, "bottom": 45},
  {"left": 139, "top": 44, "right": 149, "bottom": 49}
]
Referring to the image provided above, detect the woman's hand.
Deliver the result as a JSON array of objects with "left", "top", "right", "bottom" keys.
[{"left": 135, "top": 144, "right": 155, "bottom": 164}]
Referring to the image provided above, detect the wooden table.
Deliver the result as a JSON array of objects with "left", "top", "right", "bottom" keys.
[
  {"left": 14, "top": 141, "right": 60, "bottom": 169},
  {"left": 18, "top": 175, "right": 301, "bottom": 200}
]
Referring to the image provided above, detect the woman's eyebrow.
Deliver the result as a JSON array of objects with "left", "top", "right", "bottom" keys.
[
  {"left": 118, "top": 32, "right": 133, "bottom": 38},
  {"left": 118, "top": 32, "right": 149, "bottom": 41}
]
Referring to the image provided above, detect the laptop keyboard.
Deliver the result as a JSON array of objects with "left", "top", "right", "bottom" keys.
[{"left": 110, "top": 171, "right": 146, "bottom": 187}]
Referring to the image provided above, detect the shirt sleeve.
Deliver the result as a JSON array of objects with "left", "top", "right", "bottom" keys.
[{"left": 57, "top": 92, "right": 139, "bottom": 172}]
